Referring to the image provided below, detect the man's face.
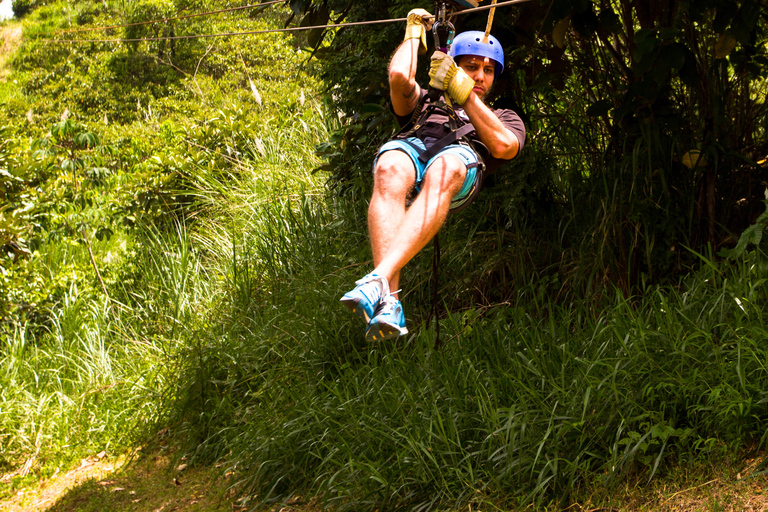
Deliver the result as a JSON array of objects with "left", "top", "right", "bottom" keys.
[{"left": 456, "top": 55, "right": 495, "bottom": 100}]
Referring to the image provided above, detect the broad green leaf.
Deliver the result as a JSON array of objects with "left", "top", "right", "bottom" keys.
[
  {"left": 552, "top": 18, "right": 570, "bottom": 48},
  {"left": 715, "top": 33, "right": 737, "bottom": 59}
]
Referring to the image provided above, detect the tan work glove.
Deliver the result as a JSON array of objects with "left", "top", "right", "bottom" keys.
[
  {"left": 428, "top": 51, "right": 474, "bottom": 105},
  {"left": 404, "top": 8, "right": 433, "bottom": 55}
]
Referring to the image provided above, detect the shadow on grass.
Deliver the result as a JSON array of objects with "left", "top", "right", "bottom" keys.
[{"left": 40, "top": 452, "right": 233, "bottom": 512}]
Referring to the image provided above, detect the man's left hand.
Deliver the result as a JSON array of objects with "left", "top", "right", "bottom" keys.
[{"left": 428, "top": 51, "right": 474, "bottom": 105}]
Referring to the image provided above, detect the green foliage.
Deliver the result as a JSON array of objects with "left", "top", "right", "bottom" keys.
[
  {"left": 160, "top": 163, "right": 768, "bottom": 508},
  {"left": 0, "top": 0, "right": 327, "bottom": 492},
  {"left": 3, "top": 1, "right": 768, "bottom": 510},
  {"left": 11, "top": 0, "right": 55, "bottom": 19},
  {"left": 722, "top": 188, "right": 768, "bottom": 260},
  {"left": 312, "top": 0, "right": 768, "bottom": 299},
  {"left": 0, "top": 290, "right": 166, "bottom": 495},
  {"left": 123, "top": 0, "right": 175, "bottom": 54}
]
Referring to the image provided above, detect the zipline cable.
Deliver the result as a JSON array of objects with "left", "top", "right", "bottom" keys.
[
  {"left": 53, "top": 0, "right": 286, "bottom": 34},
  {"left": 40, "top": 0, "right": 534, "bottom": 44}
]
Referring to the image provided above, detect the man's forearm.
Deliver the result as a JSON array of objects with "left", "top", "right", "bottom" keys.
[
  {"left": 463, "top": 93, "right": 519, "bottom": 160},
  {"left": 389, "top": 39, "right": 422, "bottom": 117}
]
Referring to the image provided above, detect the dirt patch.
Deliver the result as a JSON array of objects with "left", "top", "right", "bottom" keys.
[
  {"left": 2, "top": 448, "right": 767, "bottom": 511},
  {"left": 0, "top": 452, "right": 126, "bottom": 512},
  {"left": 0, "top": 23, "right": 22, "bottom": 79},
  {"left": 571, "top": 455, "right": 768, "bottom": 512},
  {"left": 0, "top": 450, "right": 237, "bottom": 512},
  {"left": 0, "top": 448, "right": 323, "bottom": 512}
]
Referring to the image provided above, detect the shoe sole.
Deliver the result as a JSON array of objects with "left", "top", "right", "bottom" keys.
[
  {"left": 366, "top": 322, "right": 408, "bottom": 342},
  {"left": 340, "top": 297, "right": 373, "bottom": 323}
]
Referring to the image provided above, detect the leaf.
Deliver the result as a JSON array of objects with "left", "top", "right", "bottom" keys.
[
  {"left": 715, "top": 33, "right": 737, "bottom": 58},
  {"left": 658, "top": 27, "right": 679, "bottom": 41},
  {"left": 359, "top": 103, "right": 384, "bottom": 114},
  {"left": 302, "top": 4, "right": 329, "bottom": 49},
  {"left": 572, "top": 8, "right": 598, "bottom": 38},
  {"left": 289, "top": 0, "right": 308, "bottom": 17},
  {"left": 652, "top": 43, "right": 687, "bottom": 83},
  {"left": 633, "top": 29, "right": 658, "bottom": 65},
  {"left": 307, "top": 27, "right": 325, "bottom": 49},
  {"left": 713, "top": 0, "right": 738, "bottom": 33},
  {"left": 75, "top": 132, "right": 99, "bottom": 149},
  {"left": 598, "top": 9, "right": 621, "bottom": 35},
  {"left": 741, "top": 0, "right": 760, "bottom": 30},
  {"left": 552, "top": 18, "right": 570, "bottom": 48},
  {"left": 726, "top": 221, "right": 766, "bottom": 260}
]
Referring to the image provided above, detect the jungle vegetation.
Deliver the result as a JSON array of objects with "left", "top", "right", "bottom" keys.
[{"left": 1, "top": 0, "right": 767, "bottom": 510}]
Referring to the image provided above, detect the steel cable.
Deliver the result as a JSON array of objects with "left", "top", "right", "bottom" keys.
[
  {"left": 53, "top": 0, "right": 287, "bottom": 35},
  {"left": 37, "top": 0, "right": 534, "bottom": 44}
]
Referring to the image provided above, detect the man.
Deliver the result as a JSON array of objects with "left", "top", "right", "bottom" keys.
[{"left": 341, "top": 8, "right": 526, "bottom": 341}]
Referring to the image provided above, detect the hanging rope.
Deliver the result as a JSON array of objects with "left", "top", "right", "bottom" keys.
[
  {"left": 482, "top": 0, "right": 498, "bottom": 43},
  {"left": 431, "top": 234, "right": 442, "bottom": 350}
]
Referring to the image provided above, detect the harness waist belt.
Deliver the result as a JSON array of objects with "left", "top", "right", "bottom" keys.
[{"left": 417, "top": 123, "right": 476, "bottom": 163}]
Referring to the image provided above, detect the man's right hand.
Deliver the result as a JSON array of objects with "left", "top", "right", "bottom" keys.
[{"left": 403, "top": 8, "right": 433, "bottom": 55}]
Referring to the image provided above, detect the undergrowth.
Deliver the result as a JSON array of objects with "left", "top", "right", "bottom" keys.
[
  {"left": 2, "top": 1, "right": 768, "bottom": 511},
  {"left": 164, "top": 172, "right": 768, "bottom": 509}
]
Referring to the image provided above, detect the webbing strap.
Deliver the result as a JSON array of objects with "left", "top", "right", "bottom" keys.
[
  {"left": 431, "top": 233, "right": 442, "bottom": 350},
  {"left": 417, "top": 123, "right": 476, "bottom": 163}
]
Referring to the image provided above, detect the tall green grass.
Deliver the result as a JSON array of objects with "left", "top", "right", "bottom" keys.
[
  {"left": 5, "top": 3, "right": 768, "bottom": 510},
  {"left": 150, "top": 89, "right": 768, "bottom": 510},
  {"left": 1, "top": 0, "right": 327, "bottom": 494},
  {"left": 218, "top": 239, "right": 767, "bottom": 509},
  {"left": 0, "top": 284, "right": 165, "bottom": 488}
]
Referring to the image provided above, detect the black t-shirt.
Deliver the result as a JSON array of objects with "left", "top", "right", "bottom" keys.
[{"left": 393, "top": 92, "right": 526, "bottom": 175}]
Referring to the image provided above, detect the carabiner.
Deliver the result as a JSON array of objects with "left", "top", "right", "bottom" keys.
[{"left": 431, "top": 3, "right": 455, "bottom": 53}]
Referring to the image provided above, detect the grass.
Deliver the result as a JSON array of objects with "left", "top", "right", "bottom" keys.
[
  {"left": 151, "top": 100, "right": 768, "bottom": 509},
  {"left": 2, "top": 443, "right": 767, "bottom": 511},
  {"left": 0, "top": 287, "right": 167, "bottom": 496},
  {"left": 2, "top": 2, "right": 768, "bottom": 511}
]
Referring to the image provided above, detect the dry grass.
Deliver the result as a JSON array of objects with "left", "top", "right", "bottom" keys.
[
  {"left": 0, "top": 22, "right": 22, "bottom": 80},
  {"left": 0, "top": 446, "right": 325, "bottom": 512},
  {"left": 0, "top": 449, "right": 234, "bottom": 512},
  {"left": 1, "top": 450, "right": 767, "bottom": 512},
  {"left": 0, "top": 453, "right": 128, "bottom": 512},
  {"left": 566, "top": 454, "right": 768, "bottom": 512}
]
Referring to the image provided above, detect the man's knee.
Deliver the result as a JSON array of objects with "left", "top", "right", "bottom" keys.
[
  {"left": 373, "top": 151, "right": 416, "bottom": 193},
  {"left": 422, "top": 155, "right": 467, "bottom": 195}
]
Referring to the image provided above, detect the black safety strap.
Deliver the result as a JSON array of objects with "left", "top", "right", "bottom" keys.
[
  {"left": 417, "top": 123, "right": 476, "bottom": 163},
  {"left": 431, "top": 233, "right": 441, "bottom": 350}
]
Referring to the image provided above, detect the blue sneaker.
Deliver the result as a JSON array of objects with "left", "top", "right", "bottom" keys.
[
  {"left": 340, "top": 273, "right": 389, "bottom": 323},
  {"left": 366, "top": 294, "right": 408, "bottom": 342}
]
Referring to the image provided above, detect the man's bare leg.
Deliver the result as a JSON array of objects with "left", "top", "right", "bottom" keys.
[
  {"left": 368, "top": 150, "right": 417, "bottom": 294},
  {"left": 370, "top": 154, "right": 466, "bottom": 289}
]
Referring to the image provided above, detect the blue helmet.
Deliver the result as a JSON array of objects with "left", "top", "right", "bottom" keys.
[{"left": 449, "top": 31, "right": 505, "bottom": 80}]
